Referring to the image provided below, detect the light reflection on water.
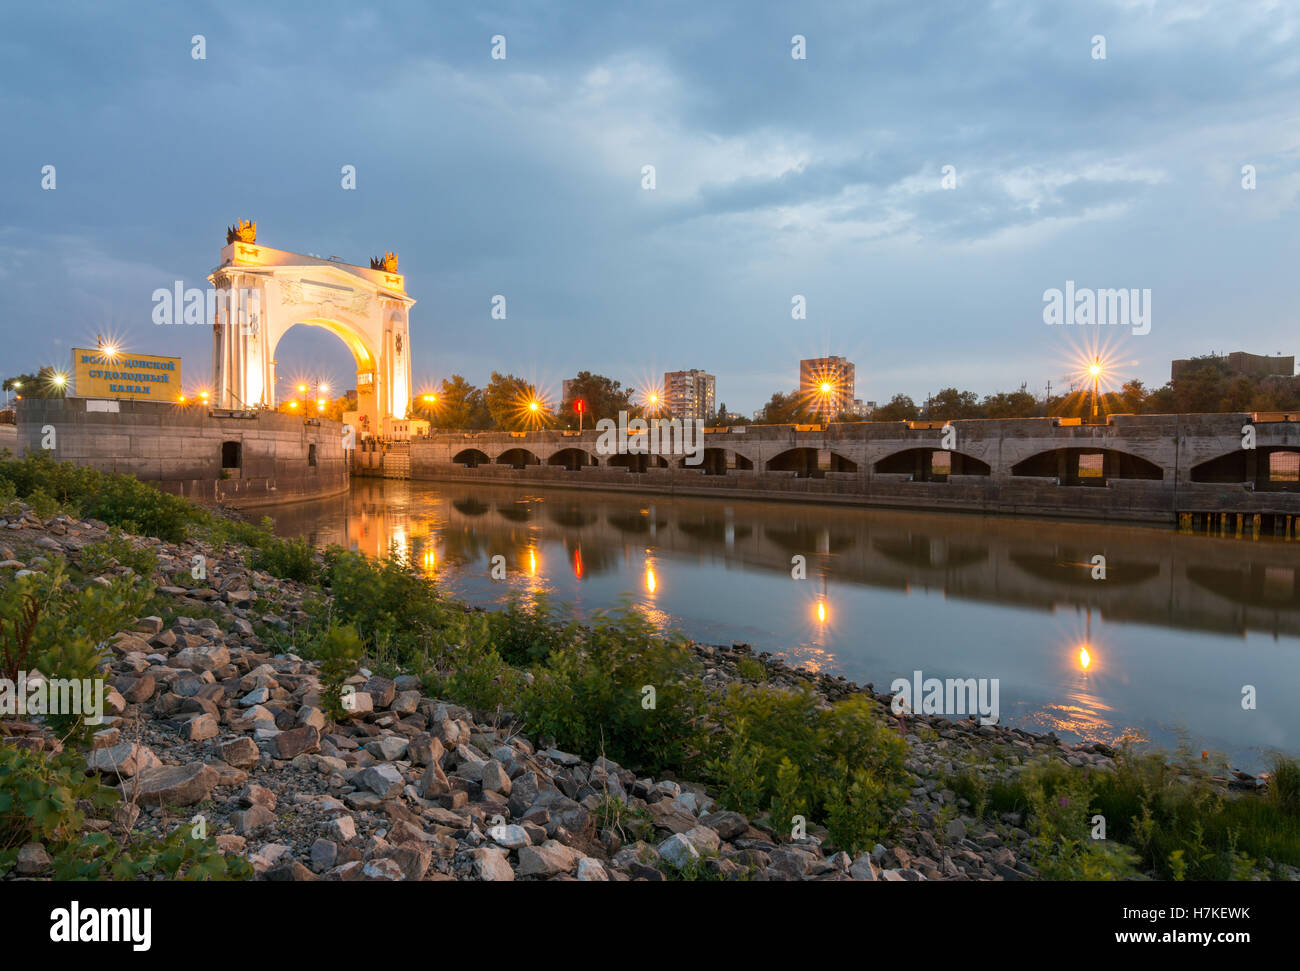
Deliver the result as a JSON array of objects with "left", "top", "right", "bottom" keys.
[{"left": 269, "top": 479, "right": 1300, "bottom": 770}]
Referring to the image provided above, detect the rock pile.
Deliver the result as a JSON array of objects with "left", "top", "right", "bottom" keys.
[{"left": 0, "top": 504, "right": 1285, "bottom": 881}]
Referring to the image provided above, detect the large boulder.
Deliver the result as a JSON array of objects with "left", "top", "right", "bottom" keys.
[
  {"left": 120, "top": 762, "right": 219, "bottom": 807},
  {"left": 86, "top": 742, "right": 161, "bottom": 779}
]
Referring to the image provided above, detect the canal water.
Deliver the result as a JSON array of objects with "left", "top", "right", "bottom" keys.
[{"left": 269, "top": 479, "right": 1300, "bottom": 770}]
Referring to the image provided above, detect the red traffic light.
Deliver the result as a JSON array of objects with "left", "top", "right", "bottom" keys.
[{"left": 575, "top": 399, "right": 586, "bottom": 413}]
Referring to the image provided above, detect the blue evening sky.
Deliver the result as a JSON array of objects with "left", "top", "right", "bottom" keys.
[{"left": 2, "top": 0, "right": 1298, "bottom": 412}]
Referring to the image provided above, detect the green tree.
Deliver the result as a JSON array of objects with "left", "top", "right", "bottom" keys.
[
  {"left": 417, "top": 375, "right": 490, "bottom": 429},
  {"left": 982, "top": 388, "right": 1038, "bottom": 418},
  {"left": 560, "top": 371, "right": 633, "bottom": 426},
  {"left": 873, "top": 393, "right": 919, "bottom": 422},
  {"left": 4, "top": 368, "right": 67, "bottom": 399},
  {"left": 756, "top": 391, "right": 814, "bottom": 425},
  {"left": 485, "top": 372, "right": 547, "bottom": 429},
  {"left": 927, "top": 387, "right": 983, "bottom": 420}
]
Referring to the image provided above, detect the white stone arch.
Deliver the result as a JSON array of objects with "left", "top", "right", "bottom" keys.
[{"left": 209, "top": 235, "right": 415, "bottom": 429}]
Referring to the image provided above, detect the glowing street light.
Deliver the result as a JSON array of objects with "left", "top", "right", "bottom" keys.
[{"left": 528, "top": 399, "right": 541, "bottom": 413}]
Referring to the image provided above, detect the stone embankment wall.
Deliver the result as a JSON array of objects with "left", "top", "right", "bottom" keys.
[{"left": 13, "top": 398, "right": 348, "bottom": 508}]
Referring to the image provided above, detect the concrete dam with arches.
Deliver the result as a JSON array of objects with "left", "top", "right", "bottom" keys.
[{"left": 401, "top": 412, "right": 1300, "bottom": 530}]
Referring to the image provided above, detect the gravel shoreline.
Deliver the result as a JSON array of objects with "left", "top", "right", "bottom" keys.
[{"left": 1, "top": 505, "right": 1289, "bottom": 881}]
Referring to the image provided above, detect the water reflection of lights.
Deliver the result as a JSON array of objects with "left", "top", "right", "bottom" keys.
[
  {"left": 1078, "top": 644, "right": 1092, "bottom": 670},
  {"left": 816, "top": 600, "right": 827, "bottom": 624},
  {"left": 646, "top": 565, "right": 657, "bottom": 594},
  {"left": 573, "top": 548, "right": 583, "bottom": 579},
  {"left": 527, "top": 548, "right": 538, "bottom": 576}
]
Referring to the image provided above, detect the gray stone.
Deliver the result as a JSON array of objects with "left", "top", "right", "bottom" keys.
[
  {"left": 355, "top": 763, "right": 404, "bottom": 798},
  {"left": 480, "top": 759, "right": 512, "bottom": 794},
  {"left": 657, "top": 833, "right": 700, "bottom": 868},
  {"left": 487, "top": 823, "right": 531, "bottom": 850},
  {"left": 219, "top": 736, "right": 260, "bottom": 770},
  {"left": 473, "top": 847, "right": 515, "bottom": 881},
  {"left": 274, "top": 724, "right": 320, "bottom": 759},
  {"left": 86, "top": 742, "right": 160, "bottom": 778},
  {"left": 233, "top": 804, "right": 276, "bottom": 835},
  {"left": 517, "top": 840, "right": 582, "bottom": 877},
  {"left": 120, "top": 762, "right": 218, "bottom": 807}
]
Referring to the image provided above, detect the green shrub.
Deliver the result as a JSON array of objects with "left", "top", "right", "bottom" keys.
[
  {"left": 418, "top": 611, "right": 527, "bottom": 713},
  {"left": 735, "top": 656, "right": 767, "bottom": 682},
  {"left": 250, "top": 534, "right": 317, "bottom": 583},
  {"left": 76, "top": 530, "right": 158, "bottom": 578},
  {"left": 322, "top": 546, "right": 451, "bottom": 656},
  {"left": 1, "top": 559, "right": 152, "bottom": 735},
  {"left": 486, "top": 593, "right": 577, "bottom": 666},
  {"left": 0, "top": 453, "right": 204, "bottom": 542},
  {"left": 0, "top": 746, "right": 250, "bottom": 880},
  {"left": 950, "top": 746, "right": 1300, "bottom": 880},
  {"left": 315, "top": 624, "right": 365, "bottom": 724},
  {"left": 521, "top": 604, "right": 706, "bottom": 774},
  {"left": 702, "top": 687, "right": 909, "bottom": 854}
]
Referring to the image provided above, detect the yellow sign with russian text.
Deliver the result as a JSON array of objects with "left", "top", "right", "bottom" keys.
[{"left": 71, "top": 348, "right": 182, "bottom": 401}]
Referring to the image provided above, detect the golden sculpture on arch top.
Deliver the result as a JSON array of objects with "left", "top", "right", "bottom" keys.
[
  {"left": 369, "top": 252, "right": 399, "bottom": 273},
  {"left": 225, "top": 219, "right": 257, "bottom": 244}
]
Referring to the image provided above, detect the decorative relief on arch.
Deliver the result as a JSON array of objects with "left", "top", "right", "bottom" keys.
[{"left": 279, "top": 279, "right": 371, "bottom": 316}]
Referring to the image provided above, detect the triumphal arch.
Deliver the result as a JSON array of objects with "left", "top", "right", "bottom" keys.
[{"left": 208, "top": 221, "right": 415, "bottom": 431}]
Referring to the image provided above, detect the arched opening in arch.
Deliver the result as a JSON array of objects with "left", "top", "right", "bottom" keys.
[
  {"left": 874, "top": 448, "right": 990, "bottom": 481},
  {"left": 496, "top": 447, "right": 541, "bottom": 469},
  {"left": 547, "top": 447, "right": 599, "bottom": 470},
  {"left": 268, "top": 317, "right": 380, "bottom": 430},
  {"left": 1011, "top": 447, "right": 1162, "bottom": 484},
  {"left": 1191, "top": 447, "right": 1300, "bottom": 491},
  {"left": 607, "top": 453, "right": 668, "bottom": 472},
  {"left": 766, "top": 447, "right": 822, "bottom": 477},
  {"left": 452, "top": 448, "right": 490, "bottom": 468}
]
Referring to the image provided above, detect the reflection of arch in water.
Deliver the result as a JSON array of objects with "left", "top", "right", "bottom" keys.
[
  {"left": 676, "top": 519, "right": 754, "bottom": 543},
  {"left": 548, "top": 504, "right": 598, "bottom": 528},
  {"left": 452, "top": 448, "right": 491, "bottom": 468},
  {"left": 763, "top": 524, "right": 857, "bottom": 555},
  {"left": 497, "top": 502, "right": 534, "bottom": 523},
  {"left": 1007, "top": 552, "right": 1161, "bottom": 588},
  {"left": 1187, "top": 564, "right": 1299, "bottom": 608},
  {"left": 562, "top": 541, "right": 619, "bottom": 577},
  {"left": 451, "top": 497, "right": 490, "bottom": 516},
  {"left": 871, "top": 536, "right": 989, "bottom": 570},
  {"left": 606, "top": 511, "right": 669, "bottom": 534}
]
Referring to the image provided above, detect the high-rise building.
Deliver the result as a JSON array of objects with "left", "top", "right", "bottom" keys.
[
  {"left": 800, "top": 356, "right": 856, "bottom": 418},
  {"left": 662, "top": 369, "right": 716, "bottom": 421}
]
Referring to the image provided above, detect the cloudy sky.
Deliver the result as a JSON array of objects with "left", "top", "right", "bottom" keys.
[{"left": 2, "top": 0, "right": 1298, "bottom": 413}]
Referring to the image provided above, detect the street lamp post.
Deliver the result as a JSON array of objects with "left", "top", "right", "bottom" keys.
[{"left": 1089, "top": 357, "right": 1102, "bottom": 422}]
